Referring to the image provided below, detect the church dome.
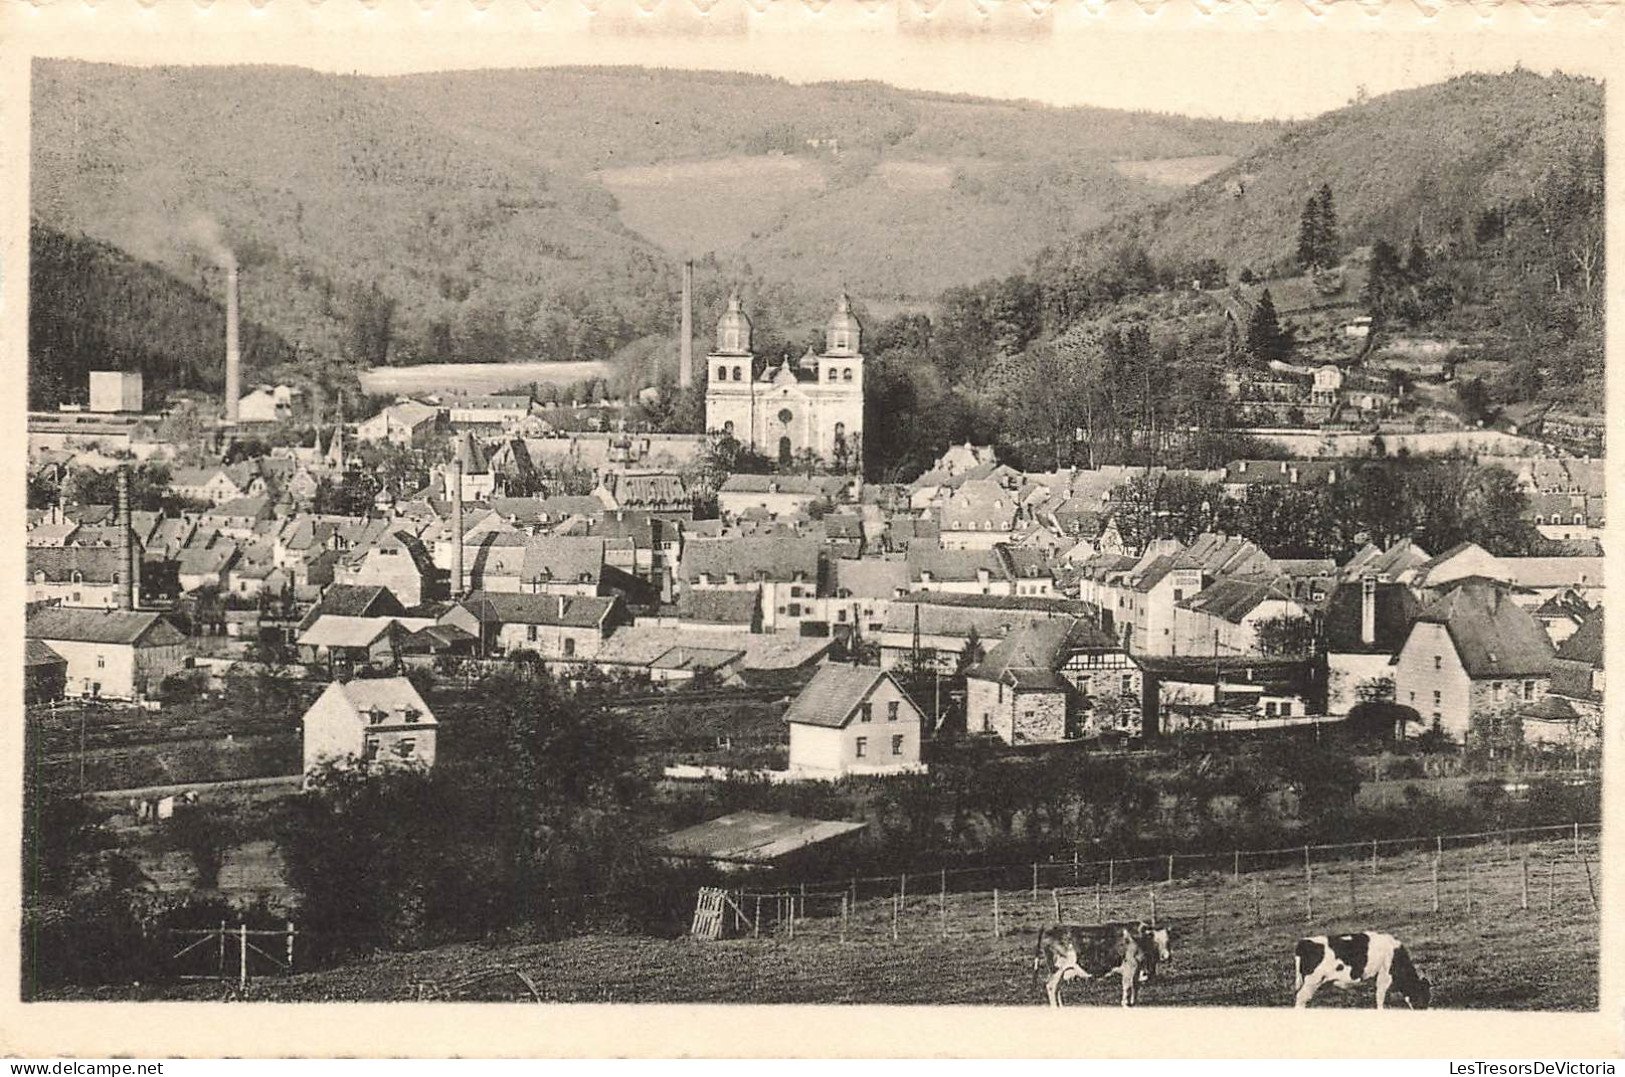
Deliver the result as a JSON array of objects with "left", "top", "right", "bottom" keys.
[
  {"left": 715, "top": 292, "right": 753, "bottom": 356},
  {"left": 798, "top": 343, "right": 820, "bottom": 371},
  {"left": 825, "top": 293, "right": 862, "bottom": 356}
]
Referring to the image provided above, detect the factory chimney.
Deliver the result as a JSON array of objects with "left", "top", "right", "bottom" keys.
[
  {"left": 116, "top": 467, "right": 135, "bottom": 611},
  {"left": 450, "top": 459, "right": 464, "bottom": 600},
  {"left": 224, "top": 262, "right": 242, "bottom": 425},
  {"left": 1360, "top": 576, "right": 1377, "bottom": 647},
  {"left": 678, "top": 259, "right": 694, "bottom": 390}
]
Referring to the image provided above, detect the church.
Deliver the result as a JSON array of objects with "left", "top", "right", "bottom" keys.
[{"left": 704, "top": 292, "right": 864, "bottom": 471}]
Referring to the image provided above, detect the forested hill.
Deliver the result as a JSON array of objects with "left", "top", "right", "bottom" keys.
[
  {"left": 1035, "top": 70, "right": 1603, "bottom": 309},
  {"left": 30, "top": 59, "right": 1267, "bottom": 396}
]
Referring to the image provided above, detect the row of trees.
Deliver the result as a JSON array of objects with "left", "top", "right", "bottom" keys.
[{"left": 1105, "top": 455, "right": 1541, "bottom": 560}]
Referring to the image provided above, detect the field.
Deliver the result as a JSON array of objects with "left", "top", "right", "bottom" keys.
[
  {"left": 596, "top": 156, "right": 827, "bottom": 257},
  {"left": 114, "top": 830, "right": 1597, "bottom": 1008},
  {"left": 1111, "top": 155, "right": 1237, "bottom": 187}
]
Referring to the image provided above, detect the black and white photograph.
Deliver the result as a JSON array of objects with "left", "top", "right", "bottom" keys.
[{"left": 7, "top": 0, "right": 1616, "bottom": 1054}]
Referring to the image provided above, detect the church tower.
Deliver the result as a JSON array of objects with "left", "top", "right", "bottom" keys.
[{"left": 704, "top": 293, "right": 756, "bottom": 443}]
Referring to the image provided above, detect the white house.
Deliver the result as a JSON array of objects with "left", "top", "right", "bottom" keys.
[
  {"left": 301, "top": 676, "right": 437, "bottom": 775},
  {"left": 25, "top": 606, "right": 189, "bottom": 700},
  {"left": 783, "top": 666, "right": 925, "bottom": 778}
]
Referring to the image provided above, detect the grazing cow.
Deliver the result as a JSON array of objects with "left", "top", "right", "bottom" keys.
[
  {"left": 1293, "top": 932, "right": 1432, "bottom": 1010},
  {"left": 1033, "top": 922, "right": 1168, "bottom": 1007}
]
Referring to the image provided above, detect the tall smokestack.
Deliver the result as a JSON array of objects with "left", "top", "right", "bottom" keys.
[
  {"left": 116, "top": 468, "right": 134, "bottom": 612},
  {"left": 451, "top": 459, "right": 464, "bottom": 599},
  {"left": 1360, "top": 576, "right": 1376, "bottom": 647},
  {"left": 679, "top": 260, "right": 693, "bottom": 390},
  {"left": 225, "top": 262, "right": 241, "bottom": 425}
]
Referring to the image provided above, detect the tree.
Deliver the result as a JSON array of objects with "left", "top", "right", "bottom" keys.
[
  {"left": 1245, "top": 290, "right": 1293, "bottom": 363},
  {"left": 1295, "top": 185, "right": 1339, "bottom": 270}
]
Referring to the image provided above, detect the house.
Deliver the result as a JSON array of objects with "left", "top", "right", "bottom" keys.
[
  {"left": 237, "top": 385, "right": 302, "bottom": 425},
  {"left": 1532, "top": 590, "right": 1593, "bottom": 647},
  {"left": 1525, "top": 610, "right": 1603, "bottom": 749},
  {"left": 595, "top": 471, "right": 692, "bottom": 515},
  {"left": 296, "top": 615, "right": 427, "bottom": 667},
  {"left": 682, "top": 535, "right": 824, "bottom": 633},
  {"left": 717, "top": 474, "right": 847, "bottom": 519},
  {"left": 1391, "top": 581, "right": 1556, "bottom": 750},
  {"left": 301, "top": 677, "right": 437, "bottom": 775},
  {"left": 334, "top": 530, "right": 440, "bottom": 608},
  {"left": 25, "top": 639, "right": 69, "bottom": 704},
  {"left": 1342, "top": 538, "right": 1432, "bottom": 583},
  {"left": 1172, "top": 578, "right": 1309, "bottom": 658},
  {"left": 676, "top": 589, "right": 762, "bottom": 633},
  {"left": 168, "top": 465, "right": 254, "bottom": 506},
  {"left": 1323, "top": 579, "right": 1423, "bottom": 715},
  {"left": 783, "top": 666, "right": 926, "bottom": 778},
  {"left": 907, "top": 547, "right": 1012, "bottom": 596},
  {"left": 965, "top": 617, "right": 1140, "bottom": 744},
  {"left": 937, "top": 480, "right": 1021, "bottom": 550},
  {"left": 26, "top": 546, "right": 132, "bottom": 609},
  {"left": 830, "top": 558, "right": 911, "bottom": 638},
  {"left": 1497, "top": 557, "right": 1605, "bottom": 608},
  {"left": 439, "top": 591, "right": 623, "bottom": 661},
  {"left": 517, "top": 536, "right": 608, "bottom": 596},
  {"left": 357, "top": 400, "right": 440, "bottom": 446},
  {"left": 440, "top": 393, "right": 534, "bottom": 429},
  {"left": 176, "top": 542, "right": 239, "bottom": 593},
  {"left": 647, "top": 811, "right": 867, "bottom": 873},
  {"left": 25, "top": 606, "right": 189, "bottom": 700},
  {"left": 1398, "top": 541, "right": 1502, "bottom": 592},
  {"left": 200, "top": 498, "right": 277, "bottom": 541},
  {"left": 877, "top": 592, "right": 1098, "bottom": 672},
  {"left": 298, "top": 584, "right": 407, "bottom": 632},
  {"left": 647, "top": 645, "right": 745, "bottom": 686}
]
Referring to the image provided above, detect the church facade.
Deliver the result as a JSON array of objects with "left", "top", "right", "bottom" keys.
[{"left": 704, "top": 293, "right": 864, "bottom": 471}]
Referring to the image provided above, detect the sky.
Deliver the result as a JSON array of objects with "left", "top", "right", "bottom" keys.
[{"left": 10, "top": 0, "right": 1614, "bottom": 122}]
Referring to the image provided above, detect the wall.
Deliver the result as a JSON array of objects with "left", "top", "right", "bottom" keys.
[
  {"left": 498, "top": 621, "right": 604, "bottom": 660},
  {"left": 45, "top": 638, "right": 137, "bottom": 698},
  {"left": 1326, "top": 654, "right": 1393, "bottom": 716},
  {"left": 1393, "top": 622, "right": 1472, "bottom": 741},
  {"left": 1008, "top": 688, "right": 1068, "bottom": 745},
  {"left": 1467, "top": 675, "right": 1548, "bottom": 753}
]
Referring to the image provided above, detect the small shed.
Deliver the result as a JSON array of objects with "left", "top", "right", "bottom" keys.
[
  {"left": 25, "top": 639, "right": 68, "bottom": 704},
  {"left": 648, "top": 811, "right": 866, "bottom": 874}
]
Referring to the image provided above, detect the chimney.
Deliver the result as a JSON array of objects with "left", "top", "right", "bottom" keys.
[
  {"left": 225, "top": 263, "right": 241, "bottom": 425},
  {"left": 557, "top": 595, "right": 566, "bottom": 619},
  {"left": 679, "top": 260, "right": 694, "bottom": 390},
  {"left": 116, "top": 468, "right": 134, "bottom": 611},
  {"left": 1360, "top": 576, "right": 1376, "bottom": 647},
  {"left": 451, "top": 459, "right": 464, "bottom": 599}
]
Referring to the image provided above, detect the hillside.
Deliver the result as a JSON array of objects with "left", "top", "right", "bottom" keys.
[
  {"left": 1040, "top": 70, "right": 1602, "bottom": 287},
  {"left": 30, "top": 60, "right": 1267, "bottom": 401}
]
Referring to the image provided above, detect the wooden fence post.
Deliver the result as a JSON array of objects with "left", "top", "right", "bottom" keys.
[
  {"left": 1233, "top": 850, "right": 1240, "bottom": 881},
  {"left": 1347, "top": 867, "right": 1357, "bottom": 916},
  {"left": 1370, "top": 839, "right": 1378, "bottom": 875},
  {"left": 1052, "top": 888, "right": 1061, "bottom": 922},
  {"left": 238, "top": 922, "right": 248, "bottom": 992},
  {"left": 1520, "top": 850, "right": 1529, "bottom": 911},
  {"left": 1573, "top": 821, "right": 1581, "bottom": 857},
  {"left": 900, "top": 873, "right": 907, "bottom": 903},
  {"left": 1304, "top": 859, "right": 1313, "bottom": 923},
  {"left": 1548, "top": 858, "right": 1558, "bottom": 909},
  {"left": 993, "top": 889, "right": 1001, "bottom": 938},
  {"left": 1109, "top": 859, "right": 1115, "bottom": 888},
  {"left": 1150, "top": 888, "right": 1158, "bottom": 926},
  {"left": 940, "top": 870, "right": 948, "bottom": 940},
  {"left": 1073, "top": 848, "right": 1080, "bottom": 887},
  {"left": 754, "top": 897, "right": 761, "bottom": 938},
  {"left": 1581, "top": 855, "right": 1598, "bottom": 911},
  {"left": 788, "top": 897, "right": 796, "bottom": 941},
  {"left": 1252, "top": 877, "right": 1262, "bottom": 926},
  {"left": 840, "top": 894, "right": 848, "bottom": 943},
  {"left": 1095, "top": 879, "right": 1103, "bottom": 921},
  {"left": 1032, "top": 862, "right": 1039, "bottom": 899},
  {"left": 891, "top": 893, "right": 898, "bottom": 942},
  {"left": 1431, "top": 851, "right": 1441, "bottom": 914},
  {"left": 286, "top": 921, "right": 295, "bottom": 972},
  {"left": 1167, "top": 854, "right": 1175, "bottom": 883},
  {"left": 218, "top": 920, "right": 226, "bottom": 979},
  {"left": 800, "top": 882, "right": 806, "bottom": 919}
]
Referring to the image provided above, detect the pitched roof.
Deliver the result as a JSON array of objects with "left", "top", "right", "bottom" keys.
[
  {"left": 833, "top": 558, "right": 911, "bottom": 599},
  {"left": 1177, "top": 578, "right": 1296, "bottom": 625},
  {"left": 970, "top": 617, "right": 1119, "bottom": 681},
  {"left": 1555, "top": 609, "right": 1603, "bottom": 668},
  {"left": 782, "top": 665, "right": 896, "bottom": 728},
  {"left": 1498, "top": 557, "right": 1605, "bottom": 591},
  {"left": 25, "top": 639, "right": 67, "bottom": 667},
  {"left": 26, "top": 607, "right": 185, "bottom": 647},
  {"left": 297, "top": 615, "right": 410, "bottom": 649},
  {"left": 1412, "top": 582, "right": 1556, "bottom": 679},
  {"left": 454, "top": 591, "right": 617, "bottom": 628},
  {"left": 27, "top": 546, "right": 126, "bottom": 584},
  {"left": 318, "top": 676, "right": 437, "bottom": 726},
  {"left": 907, "top": 546, "right": 1006, "bottom": 584},
  {"left": 684, "top": 536, "right": 821, "bottom": 583},
  {"left": 519, "top": 535, "right": 605, "bottom": 586},
  {"left": 676, "top": 588, "right": 759, "bottom": 626}
]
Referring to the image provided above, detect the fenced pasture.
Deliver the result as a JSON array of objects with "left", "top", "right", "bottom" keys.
[{"left": 131, "top": 823, "right": 1599, "bottom": 1007}]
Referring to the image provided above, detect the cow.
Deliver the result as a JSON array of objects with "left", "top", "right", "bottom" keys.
[
  {"left": 1033, "top": 922, "right": 1170, "bottom": 1007},
  {"left": 1293, "top": 932, "right": 1432, "bottom": 1010}
]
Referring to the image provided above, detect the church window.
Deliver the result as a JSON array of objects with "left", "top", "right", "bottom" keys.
[
  {"left": 733, "top": 366, "right": 743, "bottom": 381},
  {"left": 842, "top": 368, "right": 853, "bottom": 382},
  {"left": 778, "top": 408, "right": 794, "bottom": 425},
  {"left": 827, "top": 368, "right": 837, "bottom": 382},
  {"left": 723, "top": 421, "right": 734, "bottom": 436},
  {"left": 778, "top": 436, "right": 792, "bottom": 465}
]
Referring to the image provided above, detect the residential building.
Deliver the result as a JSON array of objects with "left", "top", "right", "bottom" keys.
[
  {"left": 682, "top": 535, "right": 824, "bottom": 633},
  {"left": 301, "top": 677, "right": 437, "bottom": 775},
  {"left": 439, "top": 591, "right": 623, "bottom": 661},
  {"left": 25, "top": 606, "right": 189, "bottom": 700},
  {"left": 965, "top": 617, "right": 1139, "bottom": 744},
  {"left": 356, "top": 400, "right": 441, "bottom": 446},
  {"left": 783, "top": 666, "right": 925, "bottom": 778},
  {"left": 1323, "top": 578, "right": 1423, "bottom": 715}
]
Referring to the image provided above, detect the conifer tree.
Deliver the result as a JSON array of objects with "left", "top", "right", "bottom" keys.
[{"left": 1246, "top": 289, "right": 1293, "bottom": 362}]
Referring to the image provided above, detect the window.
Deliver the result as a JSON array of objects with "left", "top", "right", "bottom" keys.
[
  {"left": 1432, "top": 690, "right": 1442, "bottom": 705},
  {"left": 859, "top": 703, "right": 872, "bottom": 723},
  {"left": 892, "top": 735, "right": 904, "bottom": 756},
  {"left": 72, "top": 593, "right": 82, "bottom": 604},
  {"left": 855, "top": 737, "right": 867, "bottom": 758},
  {"left": 1433, "top": 655, "right": 1443, "bottom": 670},
  {"left": 887, "top": 701, "right": 899, "bottom": 722},
  {"left": 396, "top": 738, "right": 416, "bottom": 758},
  {"left": 733, "top": 366, "right": 743, "bottom": 381},
  {"left": 1173, "top": 589, "right": 1183, "bottom": 602},
  {"left": 1264, "top": 701, "right": 1277, "bottom": 717},
  {"left": 787, "top": 603, "right": 802, "bottom": 617},
  {"left": 827, "top": 368, "right": 837, "bottom": 382},
  {"left": 842, "top": 368, "right": 853, "bottom": 382},
  {"left": 527, "top": 625, "right": 538, "bottom": 642},
  {"left": 1492, "top": 682, "right": 1504, "bottom": 702},
  {"left": 563, "top": 637, "right": 576, "bottom": 657},
  {"left": 1523, "top": 680, "right": 1535, "bottom": 700},
  {"left": 1431, "top": 712, "right": 1441, "bottom": 727},
  {"left": 1409, "top": 691, "right": 1416, "bottom": 703},
  {"left": 96, "top": 656, "right": 106, "bottom": 669},
  {"left": 1121, "top": 674, "right": 1133, "bottom": 694}
]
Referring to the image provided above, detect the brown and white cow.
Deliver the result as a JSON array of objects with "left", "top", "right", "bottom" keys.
[
  {"left": 1293, "top": 932, "right": 1432, "bottom": 1010},
  {"left": 1033, "top": 922, "right": 1171, "bottom": 1007}
]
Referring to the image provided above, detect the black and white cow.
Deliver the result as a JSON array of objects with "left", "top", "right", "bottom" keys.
[
  {"left": 1293, "top": 932, "right": 1432, "bottom": 1010},
  {"left": 1033, "top": 922, "right": 1171, "bottom": 1007}
]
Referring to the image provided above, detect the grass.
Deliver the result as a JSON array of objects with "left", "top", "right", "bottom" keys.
[{"left": 98, "top": 834, "right": 1597, "bottom": 1007}]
